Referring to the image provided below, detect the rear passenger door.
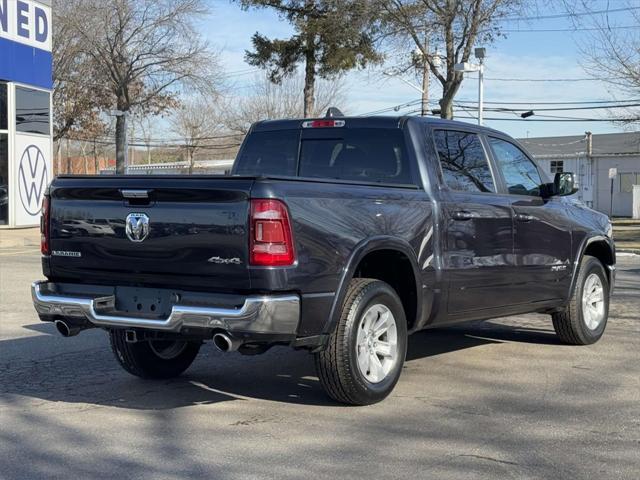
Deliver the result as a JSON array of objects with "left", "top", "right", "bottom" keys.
[
  {"left": 431, "top": 129, "right": 516, "bottom": 316},
  {"left": 486, "top": 136, "right": 572, "bottom": 303}
]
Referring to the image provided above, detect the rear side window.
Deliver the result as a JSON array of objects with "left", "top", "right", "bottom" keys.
[
  {"left": 432, "top": 130, "right": 495, "bottom": 193},
  {"left": 299, "top": 129, "right": 412, "bottom": 184},
  {"left": 234, "top": 130, "right": 299, "bottom": 176},
  {"left": 489, "top": 137, "right": 542, "bottom": 196}
]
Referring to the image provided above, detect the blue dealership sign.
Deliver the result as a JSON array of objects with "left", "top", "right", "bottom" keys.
[{"left": 0, "top": 0, "right": 52, "bottom": 89}]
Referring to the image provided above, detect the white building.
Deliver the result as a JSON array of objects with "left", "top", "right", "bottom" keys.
[
  {"left": 0, "top": 0, "right": 53, "bottom": 228},
  {"left": 520, "top": 132, "right": 640, "bottom": 217}
]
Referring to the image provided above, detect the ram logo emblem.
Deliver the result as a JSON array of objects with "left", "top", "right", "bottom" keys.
[{"left": 125, "top": 213, "right": 150, "bottom": 243}]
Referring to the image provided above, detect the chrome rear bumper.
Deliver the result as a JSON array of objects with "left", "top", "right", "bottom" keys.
[{"left": 31, "top": 281, "right": 300, "bottom": 335}]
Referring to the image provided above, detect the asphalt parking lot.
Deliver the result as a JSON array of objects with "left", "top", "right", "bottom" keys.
[{"left": 1, "top": 245, "right": 638, "bottom": 480}]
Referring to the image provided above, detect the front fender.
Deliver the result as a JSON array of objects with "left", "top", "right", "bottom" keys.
[{"left": 568, "top": 234, "right": 616, "bottom": 301}]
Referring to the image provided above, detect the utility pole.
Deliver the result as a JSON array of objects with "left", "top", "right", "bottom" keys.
[{"left": 477, "top": 57, "right": 484, "bottom": 126}]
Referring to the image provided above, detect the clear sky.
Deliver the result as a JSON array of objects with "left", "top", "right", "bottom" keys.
[{"left": 202, "top": 0, "right": 638, "bottom": 139}]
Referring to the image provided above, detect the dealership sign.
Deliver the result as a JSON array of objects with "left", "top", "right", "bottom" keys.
[
  {"left": 0, "top": 0, "right": 52, "bottom": 89},
  {"left": 14, "top": 133, "right": 51, "bottom": 226},
  {"left": 18, "top": 143, "right": 48, "bottom": 216},
  {"left": 0, "top": 0, "right": 51, "bottom": 51}
]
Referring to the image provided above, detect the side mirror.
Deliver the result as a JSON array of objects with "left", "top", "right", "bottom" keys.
[{"left": 541, "top": 172, "right": 578, "bottom": 198}]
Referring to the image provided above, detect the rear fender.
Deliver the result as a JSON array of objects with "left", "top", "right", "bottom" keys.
[{"left": 322, "top": 236, "right": 422, "bottom": 335}]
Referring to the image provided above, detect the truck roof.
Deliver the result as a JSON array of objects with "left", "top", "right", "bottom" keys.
[{"left": 251, "top": 115, "right": 508, "bottom": 137}]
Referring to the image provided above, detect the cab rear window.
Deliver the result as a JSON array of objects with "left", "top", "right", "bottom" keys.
[
  {"left": 234, "top": 130, "right": 299, "bottom": 177},
  {"left": 234, "top": 128, "right": 414, "bottom": 185}
]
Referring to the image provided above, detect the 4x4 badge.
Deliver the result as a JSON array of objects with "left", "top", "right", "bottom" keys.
[
  {"left": 125, "top": 213, "right": 150, "bottom": 242},
  {"left": 208, "top": 256, "right": 242, "bottom": 265}
]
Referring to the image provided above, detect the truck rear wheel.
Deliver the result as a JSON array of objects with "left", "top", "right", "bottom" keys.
[
  {"left": 552, "top": 255, "right": 609, "bottom": 345},
  {"left": 109, "top": 330, "right": 201, "bottom": 379},
  {"left": 315, "top": 278, "right": 408, "bottom": 405}
]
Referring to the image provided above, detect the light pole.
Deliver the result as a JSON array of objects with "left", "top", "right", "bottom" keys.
[
  {"left": 454, "top": 47, "right": 486, "bottom": 125},
  {"left": 476, "top": 48, "right": 485, "bottom": 126}
]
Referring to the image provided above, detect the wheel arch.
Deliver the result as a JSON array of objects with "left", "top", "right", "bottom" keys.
[
  {"left": 324, "top": 237, "right": 422, "bottom": 335},
  {"left": 569, "top": 234, "right": 616, "bottom": 298}
]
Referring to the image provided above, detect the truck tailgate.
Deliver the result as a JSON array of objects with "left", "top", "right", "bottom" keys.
[{"left": 48, "top": 176, "right": 254, "bottom": 292}]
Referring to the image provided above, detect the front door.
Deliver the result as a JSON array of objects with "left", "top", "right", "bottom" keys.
[
  {"left": 487, "top": 136, "right": 572, "bottom": 304},
  {"left": 430, "top": 129, "right": 517, "bottom": 316}
]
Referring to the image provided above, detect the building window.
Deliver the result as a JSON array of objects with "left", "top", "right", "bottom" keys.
[
  {"left": 0, "top": 83, "right": 7, "bottom": 131},
  {"left": 550, "top": 160, "right": 564, "bottom": 173},
  {"left": 620, "top": 173, "right": 640, "bottom": 193},
  {"left": 16, "top": 87, "right": 50, "bottom": 135}
]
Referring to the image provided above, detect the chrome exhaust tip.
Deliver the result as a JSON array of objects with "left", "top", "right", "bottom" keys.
[
  {"left": 213, "top": 333, "right": 241, "bottom": 352},
  {"left": 54, "top": 319, "right": 81, "bottom": 337}
]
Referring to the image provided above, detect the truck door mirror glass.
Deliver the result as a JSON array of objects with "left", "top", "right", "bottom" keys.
[
  {"left": 541, "top": 172, "right": 578, "bottom": 198},
  {"left": 555, "top": 172, "right": 577, "bottom": 196}
]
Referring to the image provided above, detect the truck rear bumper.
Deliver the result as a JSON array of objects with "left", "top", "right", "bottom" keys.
[{"left": 31, "top": 281, "right": 300, "bottom": 336}]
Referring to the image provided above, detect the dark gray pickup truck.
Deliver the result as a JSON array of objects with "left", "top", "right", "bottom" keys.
[{"left": 32, "top": 114, "right": 615, "bottom": 405}]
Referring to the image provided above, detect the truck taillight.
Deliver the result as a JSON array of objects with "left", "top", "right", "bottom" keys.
[
  {"left": 41, "top": 196, "right": 50, "bottom": 255},
  {"left": 250, "top": 199, "right": 295, "bottom": 266}
]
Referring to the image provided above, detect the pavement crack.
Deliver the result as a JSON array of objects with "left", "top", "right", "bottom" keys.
[{"left": 458, "top": 454, "right": 519, "bottom": 466}]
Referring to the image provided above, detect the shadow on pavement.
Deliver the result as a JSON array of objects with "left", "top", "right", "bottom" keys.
[{"left": 1, "top": 320, "right": 562, "bottom": 410}]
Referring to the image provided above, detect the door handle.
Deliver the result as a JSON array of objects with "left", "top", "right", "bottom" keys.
[
  {"left": 452, "top": 211, "right": 480, "bottom": 221},
  {"left": 516, "top": 213, "right": 535, "bottom": 222}
]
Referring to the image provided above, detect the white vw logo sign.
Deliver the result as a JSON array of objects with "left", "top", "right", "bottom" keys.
[
  {"left": 126, "top": 213, "right": 150, "bottom": 242},
  {"left": 18, "top": 145, "right": 49, "bottom": 216}
]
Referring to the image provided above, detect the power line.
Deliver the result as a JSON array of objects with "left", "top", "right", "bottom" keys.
[
  {"left": 360, "top": 99, "right": 425, "bottom": 116},
  {"left": 474, "top": 76, "right": 621, "bottom": 82},
  {"left": 501, "top": 24, "right": 640, "bottom": 33},
  {"left": 359, "top": 97, "right": 640, "bottom": 116},
  {"left": 483, "top": 117, "right": 640, "bottom": 122},
  {"left": 462, "top": 103, "right": 640, "bottom": 112},
  {"left": 456, "top": 98, "right": 640, "bottom": 105},
  {"left": 498, "top": 6, "right": 640, "bottom": 22},
  {"left": 403, "top": 110, "right": 640, "bottom": 122}
]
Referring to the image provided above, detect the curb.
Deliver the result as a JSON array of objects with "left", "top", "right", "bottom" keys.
[{"left": 617, "top": 249, "right": 640, "bottom": 256}]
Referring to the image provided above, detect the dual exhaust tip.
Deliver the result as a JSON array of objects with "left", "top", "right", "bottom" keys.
[{"left": 54, "top": 320, "right": 241, "bottom": 353}]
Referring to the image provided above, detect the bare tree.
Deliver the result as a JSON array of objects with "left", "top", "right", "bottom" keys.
[
  {"left": 63, "top": 0, "right": 222, "bottom": 173},
  {"left": 380, "top": 0, "right": 521, "bottom": 119},
  {"left": 133, "top": 116, "right": 157, "bottom": 165},
  {"left": 170, "top": 97, "right": 225, "bottom": 174},
  {"left": 224, "top": 74, "right": 347, "bottom": 134},
  {"left": 564, "top": 1, "right": 640, "bottom": 126},
  {"left": 52, "top": 1, "right": 109, "bottom": 142}
]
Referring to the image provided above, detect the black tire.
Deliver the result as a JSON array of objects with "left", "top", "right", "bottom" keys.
[
  {"left": 552, "top": 255, "right": 609, "bottom": 345},
  {"left": 315, "top": 278, "right": 408, "bottom": 405},
  {"left": 109, "top": 330, "right": 201, "bottom": 379}
]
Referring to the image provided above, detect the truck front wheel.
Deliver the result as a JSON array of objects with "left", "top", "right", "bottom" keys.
[
  {"left": 552, "top": 255, "right": 610, "bottom": 345},
  {"left": 109, "top": 330, "right": 201, "bottom": 379},
  {"left": 315, "top": 278, "right": 408, "bottom": 405}
]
